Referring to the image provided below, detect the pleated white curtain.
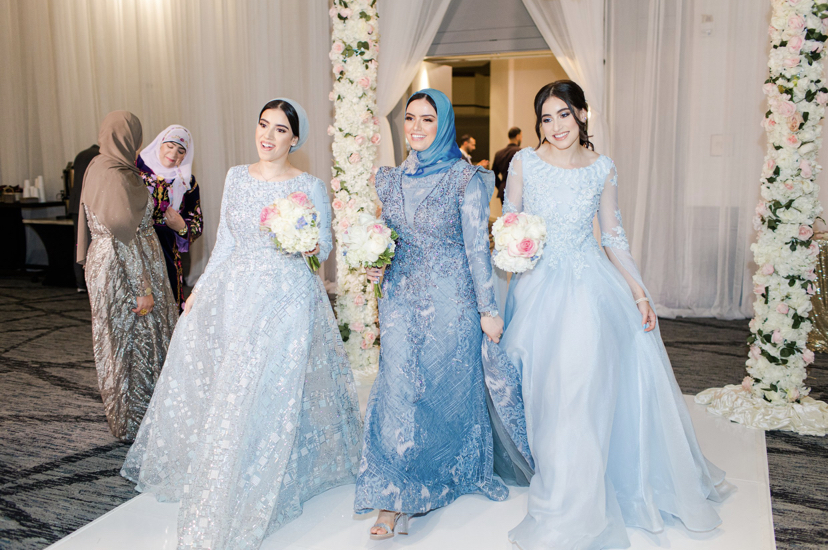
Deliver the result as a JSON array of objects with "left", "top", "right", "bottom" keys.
[
  {"left": 375, "top": 0, "right": 452, "bottom": 167},
  {"left": 607, "top": 0, "right": 768, "bottom": 318},
  {"left": 0, "top": 0, "right": 333, "bottom": 282},
  {"left": 521, "top": 0, "right": 609, "bottom": 153}
]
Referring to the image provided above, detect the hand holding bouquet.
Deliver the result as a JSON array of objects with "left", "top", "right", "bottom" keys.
[
  {"left": 260, "top": 191, "right": 322, "bottom": 271},
  {"left": 341, "top": 212, "right": 398, "bottom": 297},
  {"left": 492, "top": 212, "right": 547, "bottom": 273}
]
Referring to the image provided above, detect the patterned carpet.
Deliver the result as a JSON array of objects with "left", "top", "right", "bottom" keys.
[{"left": 0, "top": 275, "right": 826, "bottom": 549}]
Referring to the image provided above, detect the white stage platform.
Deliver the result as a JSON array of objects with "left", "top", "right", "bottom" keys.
[{"left": 48, "top": 396, "right": 775, "bottom": 550}]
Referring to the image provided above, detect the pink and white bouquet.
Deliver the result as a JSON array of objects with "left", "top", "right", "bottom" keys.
[
  {"left": 491, "top": 212, "right": 547, "bottom": 273},
  {"left": 260, "top": 191, "right": 322, "bottom": 271},
  {"left": 340, "top": 212, "right": 398, "bottom": 298}
]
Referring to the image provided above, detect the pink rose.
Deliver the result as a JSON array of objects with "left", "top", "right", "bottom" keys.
[
  {"left": 358, "top": 76, "right": 371, "bottom": 89},
  {"left": 366, "top": 24, "right": 375, "bottom": 34},
  {"left": 332, "top": 199, "right": 344, "bottom": 210},
  {"left": 776, "top": 99, "right": 797, "bottom": 117},
  {"left": 788, "top": 35, "right": 805, "bottom": 53},
  {"left": 260, "top": 205, "right": 279, "bottom": 225},
  {"left": 754, "top": 283, "right": 766, "bottom": 295},
  {"left": 784, "top": 182, "right": 794, "bottom": 191},
  {"left": 812, "top": 42, "right": 824, "bottom": 53},
  {"left": 371, "top": 165, "right": 379, "bottom": 175},
  {"left": 328, "top": 5, "right": 338, "bottom": 18},
  {"left": 772, "top": 330, "right": 783, "bottom": 344},
  {"left": 331, "top": 177, "right": 341, "bottom": 191},
  {"left": 360, "top": 340, "right": 370, "bottom": 350},
  {"left": 799, "top": 225, "right": 814, "bottom": 240},
  {"left": 364, "top": 331, "right": 376, "bottom": 344},
  {"left": 800, "top": 159, "right": 813, "bottom": 178},
  {"left": 502, "top": 212, "right": 519, "bottom": 226},
  {"left": 348, "top": 199, "right": 356, "bottom": 208},
  {"left": 327, "top": 125, "right": 336, "bottom": 136},
  {"left": 369, "top": 173, "right": 376, "bottom": 184},
  {"left": 817, "top": 91, "right": 828, "bottom": 105},
  {"left": 354, "top": 294, "right": 365, "bottom": 306},
  {"left": 351, "top": 321, "right": 364, "bottom": 333},
  {"left": 749, "top": 346, "right": 761, "bottom": 360},
  {"left": 755, "top": 201, "right": 770, "bottom": 217},
  {"left": 349, "top": 152, "right": 361, "bottom": 164},
  {"left": 371, "top": 133, "right": 381, "bottom": 144},
  {"left": 787, "top": 112, "right": 804, "bottom": 132},
  {"left": 788, "top": 15, "right": 806, "bottom": 32},
  {"left": 809, "top": 242, "right": 820, "bottom": 256},
  {"left": 332, "top": 41, "right": 345, "bottom": 54},
  {"left": 803, "top": 349, "right": 815, "bottom": 364},
  {"left": 785, "top": 133, "right": 801, "bottom": 148},
  {"left": 333, "top": 64, "right": 344, "bottom": 75},
  {"left": 362, "top": 113, "right": 373, "bottom": 124},
  {"left": 338, "top": 7, "right": 352, "bottom": 17},
  {"left": 784, "top": 56, "right": 800, "bottom": 68},
  {"left": 742, "top": 376, "right": 753, "bottom": 391},
  {"left": 768, "top": 25, "right": 777, "bottom": 37},
  {"left": 338, "top": 218, "right": 350, "bottom": 231},
  {"left": 289, "top": 192, "right": 308, "bottom": 206},
  {"left": 373, "top": 116, "right": 380, "bottom": 126},
  {"left": 749, "top": 318, "right": 758, "bottom": 331},
  {"left": 329, "top": 91, "right": 336, "bottom": 102},
  {"left": 806, "top": 269, "right": 817, "bottom": 281},
  {"left": 777, "top": 302, "right": 790, "bottom": 314},
  {"left": 809, "top": 283, "right": 817, "bottom": 295},
  {"left": 355, "top": 135, "right": 366, "bottom": 146},
  {"left": 763, "top": 158, "right": 776, "bottom": 176},
  {"left": 789, "top": 387, "right": 801, "bottom": 401},
  {"left": 516, "top": 238, "right": 538, "bottom": 257},
  {"left": 370, "top": 224, "right": 384, "bottom": 234},
  {"left": 761, "top": 263, "right": 775, "bottom": 275},
  {"left": 762, "top": 82, "right": 776, "bottom": 96}
]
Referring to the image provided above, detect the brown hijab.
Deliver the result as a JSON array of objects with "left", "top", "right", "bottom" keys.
[{"left": 77, "top": 111, "right": 148, "bottom": 263}]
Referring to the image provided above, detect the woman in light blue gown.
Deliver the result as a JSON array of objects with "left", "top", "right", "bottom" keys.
[
  {"left": 121, "top": 98, "right": 362, "bottom": 550},
  {"left": 355, "top": 89, "right": 532, "bottom": 540},
  {"left": 499, "top": 81, "right": 733, "bottom": 549}
]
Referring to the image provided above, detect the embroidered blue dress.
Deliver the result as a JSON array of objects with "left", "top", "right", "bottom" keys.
[
  {"left": 122, "top": 166, "right": 362, "bottom": 550},
  {"left": 499, "top": 149, "right": 733, "bottom": 549},
  {"left": 353, "top": 155, "right": 513, "bottom": 515}
]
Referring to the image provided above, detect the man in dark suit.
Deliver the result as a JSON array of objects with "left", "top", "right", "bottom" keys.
[
  {"left": 492, "top": 127, "right": 522, "bottom": 203},
  {"left": 69, "top": 143, "right": 100, "bottom": 291}
]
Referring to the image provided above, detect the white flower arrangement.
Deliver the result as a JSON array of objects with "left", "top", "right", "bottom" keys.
[
  {"left": 491, "top": 212, "right": 548, "bottom": 273},
  {"left": 329, "top": 0, "right": 382, "bottom": 378},
  {"left": 696, "top": 0, "right": 828, "bottom": 436},
  {"left": 259, "top": 192, "right": 321, "bottom": 271},
  {"left": 340, "top": 212, "right": 397, "bottom": 298}
]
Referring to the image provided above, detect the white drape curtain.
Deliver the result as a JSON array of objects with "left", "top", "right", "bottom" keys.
[
  {"left": 607, "top": 0, "right": 768, "bottom": 318},
  {"left": 0, "top": 0, "right": 333, "bottom": 282},
  {"left": 375, "top": 0, "right": 452, "bottom": 167},
  {"left": 521, "top": 0, "right": 608, "bottom": 153}
]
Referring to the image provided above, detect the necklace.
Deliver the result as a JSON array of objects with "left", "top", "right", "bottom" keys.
[{"left": 252, "top": 163, "right": 292, "bottom": 182}]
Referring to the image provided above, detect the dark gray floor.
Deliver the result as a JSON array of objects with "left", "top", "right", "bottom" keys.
[{"left": 0, "top": 276, "right": 826, "bottom": 549}]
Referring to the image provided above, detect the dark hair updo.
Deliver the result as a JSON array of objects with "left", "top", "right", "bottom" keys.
[
  {"left": 406, "top": 92, "right": 438, "bottom": 112},
  {"left": 533, "top": 80, "right": 593, "bottom": 150},
  {"left": 259, "top": 99, "right": 300, "bottom": 140}
]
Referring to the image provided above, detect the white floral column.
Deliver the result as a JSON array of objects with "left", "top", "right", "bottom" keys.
[
  {"left": 696, "top": 0, "right": 828, "bottom": 436},
  {"left": 328, "top": 0, "right": 382, "bottom": 378}
]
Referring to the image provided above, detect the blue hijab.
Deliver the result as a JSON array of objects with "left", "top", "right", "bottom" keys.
[{"left": 403, "top": 88, "right": 463, "bottom": 178}]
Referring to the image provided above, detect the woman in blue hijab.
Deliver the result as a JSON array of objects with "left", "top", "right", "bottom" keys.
[{"left": 354, "top": 89, "right": 531, "bottom": 539}]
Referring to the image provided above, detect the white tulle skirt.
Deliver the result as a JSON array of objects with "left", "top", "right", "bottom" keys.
[{"left": 500, "top": 247, "right": 734, "bottom": 550}]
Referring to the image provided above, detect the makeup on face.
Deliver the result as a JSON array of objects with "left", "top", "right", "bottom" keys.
[
  {"left": 541, "top": 96, "right": 584, "bottom": 150},
  {"left": 256, "top": 108, "right": 297, "bottom": 161},
  {"left": 404, "top": 98, "right": 438, "bottom": 151},
  {"left": 158, "top": 141, "right": 187, "bottom": 169}
]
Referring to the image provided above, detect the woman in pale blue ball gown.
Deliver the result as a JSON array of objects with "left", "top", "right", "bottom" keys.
[
  {"left": 121, "top": 98, "right": 362, "bottom": 550},
  {"left": 356, "top": 89, "right": 533, "bottom": 540},
  {"left": 498, "top": 81, "right": 734, "bottom": 549}
]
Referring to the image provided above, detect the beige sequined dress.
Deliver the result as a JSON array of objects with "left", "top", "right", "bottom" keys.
[{"left": 84, "top": 199, "right": 178, "bottom": 441}]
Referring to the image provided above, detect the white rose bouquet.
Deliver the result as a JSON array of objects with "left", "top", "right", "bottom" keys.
[
  {"left": 259, "top": 191, "right": 322, "bottom": 271},
  {"left": 341, "top": 212, "right": 397, "bottom": 297},
  {"left": 492, "top": 212, "right": 548, "bottom": 273}
]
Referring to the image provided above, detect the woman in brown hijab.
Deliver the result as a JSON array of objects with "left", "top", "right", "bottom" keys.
[{"left": 78, "top": 110, "right": 178, "bottom": 442}]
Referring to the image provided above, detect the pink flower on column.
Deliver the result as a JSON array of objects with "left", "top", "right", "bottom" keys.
[
  {"left": 351, "top": 321, "right": 364, "bottom": 333},
  {"left": 357, "top": 76, "right": 371, "bottom": 89},
  {"left": 371, "top": 133, "right": 381, "bottom": 144},
  {"left": 785, "top": 133, "right": 801, "bottom": 148},
  {"left": 772, "top": 330, "right": 783, "bottom": 344},
  {"left": 331, "top": 41, "right": 345, "bottom": 55},
  {"left": 332, "top": 199, "right": 344, "bottom": 210},
  {"left": 808, "top": 283, "right": 817, "bottom": 295},
  {"left": 331, "top": 177, "right": 341, "bottom": 191},
  {"left": 806, "top": 269, "right": 817, "bottom": 281},
  {"left": 788, "top": 35, "right": 804, "bottom": 54},
  {"left": 349, "top": 152, "right": 361, "bottom": 164},
  {"left": 803, "top": 349, "right": 815, "bottom": 364},
  {"left": 338, "top": 7, "right": 352, "bottom": 17},
  {"left": 788, "top": 15, "right": 806, "bottom": 31},
  {"left": 354, "top": 294, "right": 365, "bottom": 306},
  {"left": 338, "top": 218, "right": 350, "bottom": 231},
  {"left": 800, "top": 159, "right": 813, "bottom": 178},
  {"left": 799, "top": 225, "right": 814, "bottom": 240},
  {"left": 354, "top": 135, "right": 366, "bottom": 146},
  {"left": 776, "top": 302, "right": 790, "bottom": 314},
  {"left": 809, "top": 242, "right": 819, "bottom": 256},
  {"left": 742, "top": 376, "right": 753, "bottom": 391},
  {"left": 364, "top": 331, "right": 376, "bottom": 344},
  {"left": 776, "top": 99, "right": 797, "bottom": 117},
  {"left": 749, "top": 346, "right": 761, "bottom": 360},
  {"left": 327, "top": 125, "right": 336, "bottom": 136},
  {"left": 817, "top": 91, "right": 828, "bottom": 105},
  {"left": 761, "top": 263, "right": 775, "bottom": 275},
  {"left": 789, "top": 387, "right": 800, "bottom": 401},
  {"left": 333, "top": 64, "right": 345, "bottom": 75},
  {"left": 754, "top": 283, "right": 766, "bottom": 295}
]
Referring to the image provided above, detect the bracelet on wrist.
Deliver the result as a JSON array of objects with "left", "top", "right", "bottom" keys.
[
  {"left": 481, "top": 310, "right": 499, "bottom": 318},
  {"left": 634, "top": 297, "right": 649, "bottom": 305}
]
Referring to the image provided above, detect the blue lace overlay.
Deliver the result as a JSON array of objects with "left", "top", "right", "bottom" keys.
[{"left": 354, "top": 159, "right": 510, "bottom": 515}]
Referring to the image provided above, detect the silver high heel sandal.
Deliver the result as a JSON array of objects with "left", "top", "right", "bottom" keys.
[{"left": 369, "top": 512, "right": 409, "bottom": 540}]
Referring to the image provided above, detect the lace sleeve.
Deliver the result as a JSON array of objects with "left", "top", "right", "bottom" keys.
[
  {"left": 503, "top": 151, "right": 525, "bottom": 213},
  {"left": 461, "top": 171, "right": 498, "bottom": 313},
  {"left": 309, "top": 177, "right": 333, "bottom": 262},
  {"left": 598, "top": 162, "right": 648, "bottom": 302},
  {"left": 193, "top": 169, "right": 236, "bottom": 293}
]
